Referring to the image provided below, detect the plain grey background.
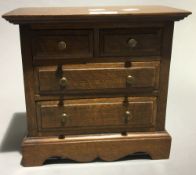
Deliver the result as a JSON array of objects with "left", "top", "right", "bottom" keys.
[{"left": 0, "top": 0, "right": 195, "bottom": 175}]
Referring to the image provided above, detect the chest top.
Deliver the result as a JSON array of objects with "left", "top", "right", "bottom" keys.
[{"left": 2, "top": 6, "right": 191, "bottom": 24}]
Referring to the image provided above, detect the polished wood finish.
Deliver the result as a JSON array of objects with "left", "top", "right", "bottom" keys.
[
  {"left": 36, "top": 62, "right": 160, "bottom": 94},
  {"left": 32, "top": 29, "right": 93, "bottom": 60},
  {"left": 2, "top": 6, "right": 191, "bottom": 166},
  {"left": 21, "top": 131, "right": 171, "bottom": 166},
  {"left": 100, "top": 28, "right": 162, "bottom": 57},
  {"left": 37, "top": 97, "right": 157, "bottom": 135},
  {"left": 2, "top": 6, "right": 191, "bottom": 24}
]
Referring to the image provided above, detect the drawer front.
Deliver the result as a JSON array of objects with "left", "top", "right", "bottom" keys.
[
  {"left": 36, "top": 62, "right": 160, "bottom": 94},
  {"left": 32, "top": 30, "right": 93, "bottom": 59},
  {"left": 100, "top": 28, "right": 162, "bottom": 57},
  {"left": 37, "top": 97, "right": 157, "bottom": 134}
]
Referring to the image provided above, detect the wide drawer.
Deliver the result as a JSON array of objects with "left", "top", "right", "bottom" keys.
[
  {"left": 36, "top": 61, "right": 160, "bottom": 94},
  {"left": 32, "top": 29, "right": 93, "bottom": 60},
  {"left": 37, "top": 97, "right": 157, "bottom": 134},
  {"left": 100, "top": 28, "right": 162, "bottom": 57}
]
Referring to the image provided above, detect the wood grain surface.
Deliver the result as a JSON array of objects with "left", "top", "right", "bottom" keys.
[
  {"left": 32, "top": 29, "right": 93, "bottom": 59},
  {"left": 2, "top": 6, "right": 191, "bottom": 24},
  {"left": 36, "top": 97, "right": 157, "bottom": 135},
  {"left": 21, "top": 131, "right": 171, "bottom": 166},
  {"left": 100, "top": 28, "right": 162, "bottom": 57},
  {"left": 36, "top": 62, "right": 160, "bottom": 94},
  {"left": 2, "top": 6, "right": 191, "bottom": 166}
]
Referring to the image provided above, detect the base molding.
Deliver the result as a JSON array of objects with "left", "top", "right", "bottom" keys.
[{"left": 21, "top": 131, "right": 171, "bottom": 166}]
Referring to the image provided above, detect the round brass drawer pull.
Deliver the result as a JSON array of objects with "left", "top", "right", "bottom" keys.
[
  {"left": 127, "top": 75, "right": 134, "bottom": 84},
  {"left": 124, "top": 110, "right": 133, "bottom": 123},
  {"left": 58, "top": 41, "right": 67, "bottom": 50},
  {"left": 61, "top": 113, "right": 69, "bottom": 126},
  {"left": 127, "top": 38, "right": 138, "bottom": 48},
  {"left": 59, "top": 77, "right": 68, "bottom": 88},
  {"left": 125, "top": 110, "right": 131, "bottom": 116}
]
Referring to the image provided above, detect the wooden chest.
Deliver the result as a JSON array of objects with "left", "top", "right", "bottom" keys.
[{"left": 2, "top": 6, "right": 191, "bottom": 166}]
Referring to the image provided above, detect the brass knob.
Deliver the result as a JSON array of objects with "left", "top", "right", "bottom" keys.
[
  {"left": 59, "top": 77, "right": 68, "bottom": 88},
  {"left": 58, "top": 41, "right": 67, "bottom": 50},
  {"left": 124, "top": 110, "right": 133, "bottom": 124},
  {"left": 61, "top": 113, "right": 69, "bottom": 126},
  {"left": 127, "top": 75, "right": 134, "bottom": 85},
  {"left": 127, "top": 38, "right": 138, "bottom": 48}
]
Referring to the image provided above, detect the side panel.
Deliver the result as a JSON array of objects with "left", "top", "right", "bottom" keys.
[
  {"left": 20, "top": 25, "right": 38, "bottom": 136},
  {"left": 156, "top": 22, "right": 174, "bottom": 130}
]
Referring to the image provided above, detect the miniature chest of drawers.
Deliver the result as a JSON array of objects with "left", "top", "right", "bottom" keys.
[{"left": 2, "top": 6, "right": 191, "bottom": 166}]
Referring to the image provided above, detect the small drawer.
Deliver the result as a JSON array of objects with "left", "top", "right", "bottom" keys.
[
  {"left": 100, "top": 28, "right": 162, "bottom": 57},
  {"left": 36, "top": 61, "right": 160, "bottom": 94},
  {"left": 37, "top": 97, "right": 157, "bottom": 134},
  {"left": 32, "top": 30, "right": 93, "bottom": 60}
]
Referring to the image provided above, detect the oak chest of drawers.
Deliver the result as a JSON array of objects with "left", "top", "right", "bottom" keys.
[{"left": 2, "top": 6, "right": 191, "bottom": 166}]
